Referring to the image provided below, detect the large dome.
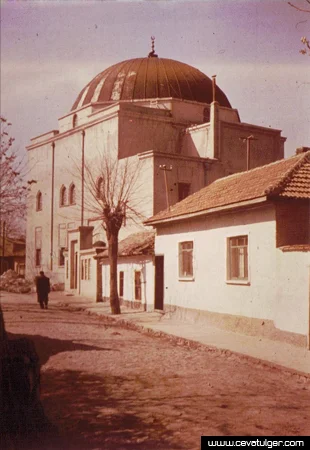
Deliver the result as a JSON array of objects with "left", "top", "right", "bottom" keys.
[{"left": 71, "top": 57, "right": 231, "bottom": 110}]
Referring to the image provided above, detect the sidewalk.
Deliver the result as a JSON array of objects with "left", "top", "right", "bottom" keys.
[{"left": 54, "top": 292, "right": 310, "bottom": 378}]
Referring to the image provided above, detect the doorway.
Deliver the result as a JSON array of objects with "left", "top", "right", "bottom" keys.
[
  {"left": 154, "top": 255, "right": 164, "bottom": 310},
  {"left": 70, "top": 240, "right": 78, "bottom": 290}
]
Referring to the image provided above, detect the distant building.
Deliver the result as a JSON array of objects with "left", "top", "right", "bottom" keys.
[
  {"left": 145, "top": 151, "right": 310, "bottom": 347},
  {"left": 26, "top": 43, "right": 286, "bottom": 295},
  {"left": 0, "top": 236, "right": 25, "bottom": 276}
]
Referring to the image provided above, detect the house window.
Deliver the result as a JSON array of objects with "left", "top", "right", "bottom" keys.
[
  {"left": 179, "top": 241, "right": 193, "bottom": 278},
  {"left": 227, "top": 236, "right": 248, "bottom": 281},
  {"left": 178, "top": 183, "right": 190, "bottom": 202},
  {"left": 59, "top": 247, "right": 65, "bottom": 267},
  {"left": 35, "top": 249, "right": 41, "bottom": 267},
  {"left": 65, "top": 261, "right": 69, "bottom": 279},
  {"left": 69, "top": 183, "right": 76, "bottom": 205},
  {"left": 134, "top": 271, "right": 141, "bottom": 301},
  {"left": 60, "top": 185, "right": 67, "bottom": 207},
  {"left": 96, "top": 177, "right": 104, "bottom": 199},
  {"left": 36, "top": 191, "right": 42, "bottom": 211},
  {"left": 119, "top": 271, "right": 124, "bottom": 297}
]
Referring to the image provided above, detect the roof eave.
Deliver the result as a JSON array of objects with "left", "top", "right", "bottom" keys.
[{"left": 145, "top": 196, "right": 268, "bottom": 226}]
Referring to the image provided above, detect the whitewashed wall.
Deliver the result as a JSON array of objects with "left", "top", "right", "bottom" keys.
[
  {"left": 155, "top": 204, "right": 309, "bottom": 337},
  {"left": 101, "top": 256, "right": 154, "bottom": 310}
]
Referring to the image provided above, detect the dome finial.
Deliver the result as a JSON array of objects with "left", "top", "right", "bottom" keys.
[{"left": 148, "top": 36, "right": 158, "bottom": 58}]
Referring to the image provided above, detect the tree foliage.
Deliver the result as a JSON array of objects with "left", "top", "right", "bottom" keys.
[
  {"left": 0, "top": 117, "right": 27, "bottom": 237},
  {"left": 288, "top": 0, "right": 310, "bottom": 55}
]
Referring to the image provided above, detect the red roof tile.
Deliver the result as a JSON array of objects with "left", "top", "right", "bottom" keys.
[
  {"left": 146, "top": 152, "right": 310, "bottom": 225},
  {"left": 98, "top": 231, "right": 155, "bottom": 258}
]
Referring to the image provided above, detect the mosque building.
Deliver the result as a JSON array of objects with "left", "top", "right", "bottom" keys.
[{"left": 26, "top": 40, "right": 286, "bottom": 297}]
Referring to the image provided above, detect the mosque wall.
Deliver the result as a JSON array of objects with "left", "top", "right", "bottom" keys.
[{"left": 219, "top": 122, "right": 284, "bottom": 176}]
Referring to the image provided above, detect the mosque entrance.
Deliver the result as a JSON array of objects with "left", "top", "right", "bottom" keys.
[{"left": 154, "top": 255, "right": 164, "bottom": 310}]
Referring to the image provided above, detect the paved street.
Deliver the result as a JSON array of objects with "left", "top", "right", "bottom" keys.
[{"left": 1, "top": 293, "right": 310, "bottom": 449}]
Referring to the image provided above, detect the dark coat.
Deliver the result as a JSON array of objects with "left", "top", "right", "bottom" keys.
[{"left": 36, "top": 275, "right": 50, "bottom": 301}]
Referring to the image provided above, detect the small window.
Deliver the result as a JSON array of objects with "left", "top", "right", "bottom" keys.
[
  {"left": 36, "top": 191, "right": 42, "bottom": 211},
  {"left": 59, "top": 247, "right": 65, "bottom": 267},
  {"left": 178, "top": 183, "right": 190, "bottom": 202},
  {"left": 35, "top": 249, "right": 41, "bottom": 267},
  {"left": 60, "top": 185, "right": 67, "bottom": 207},
  {"left": 179, "top": 241, "right": 193, "bottom": 278},
  {"left": 227, "top": 236, "right": 248, "bottom": 281},
  {"left": 119, "top": 271, "right": 124, "bottom": 297},
  {"left": 69, "top": 183, "right": 76, "bottom": 205},
  {"left": 134, "top": 271, "right": 141, "bottom": 301}
]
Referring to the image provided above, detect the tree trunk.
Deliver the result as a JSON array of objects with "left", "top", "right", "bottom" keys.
[{"left": 108, "top": 231, "right": 121, "bottom": 314}]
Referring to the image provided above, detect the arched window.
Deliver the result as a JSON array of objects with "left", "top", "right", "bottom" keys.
[
  {"left": 72, "top": 114, "right": 78, "bottom": 128},
  {"left": 96, "top": 177, "right": 104, "bottom": 199},
  {"left": 69, "top": 183, "right": 76, "bottom": 205},
  {"left": 36, "top": 191, "right": 42, "bottom": 211},
  {"left": 60, "top": 185, "right": 67, "bottom": 207}
]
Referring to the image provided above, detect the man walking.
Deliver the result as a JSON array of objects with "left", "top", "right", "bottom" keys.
[{"left": 35, "top": 271, "right": 51, "bottom": 309}]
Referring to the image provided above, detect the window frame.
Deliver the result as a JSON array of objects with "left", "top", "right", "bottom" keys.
[
  {"left": 134, "top": 270, "right": 142, "bottom": 301},
  {"left": 60, "top": 185, "right": 67, "bottom": 207},
  {"left": 69, "top": 183, "right": 76, "bottom": 205},
  {"left": 178, "top": 241, "right": 194, "bottom": 281},
  {"left": 226, "top": 235, "right": 250, "bottom": 285}
]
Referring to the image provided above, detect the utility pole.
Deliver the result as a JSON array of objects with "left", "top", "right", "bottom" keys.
[
  {"left": 159, "top": 165, "right": 172, "bottom": 209},
  {"left": 240, "top": 135, "right": 258, "bottom": 171}
]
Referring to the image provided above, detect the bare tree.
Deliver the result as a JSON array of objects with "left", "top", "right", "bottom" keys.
[
  {"left": 0, "top": 117, "right": 27, "bottom": 238},
  {"left": 83, "top": 150, "right": 143, "bottom": 314},
  {"left": 288, "top": 1, "right": 310, "bottom": 55}
]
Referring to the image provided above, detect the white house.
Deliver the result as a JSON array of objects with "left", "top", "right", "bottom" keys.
[
  {"left": 25, "top": 43, "right": 286, "bottom": 295},
  {"left": 145, "top": 150, "right": 310, "bottom": 347}
]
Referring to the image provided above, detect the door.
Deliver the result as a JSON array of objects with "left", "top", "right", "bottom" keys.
[{"left": 154, "top": 255, "right": 164, "bottom": 310}]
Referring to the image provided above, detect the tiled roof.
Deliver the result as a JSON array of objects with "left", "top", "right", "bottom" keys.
[
  {"left": 98, "top": 231, "right": 155, "bottom": 259},
  {"left": 145, "top": 152, "right": 310, "bottom": 225}
]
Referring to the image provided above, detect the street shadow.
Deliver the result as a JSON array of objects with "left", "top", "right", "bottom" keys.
[
  {"left": 7, "top": 332, "right": 115, "bottom": 366},
  {"left": 41, "top": 369, "right": 185, "bottom": 450}
]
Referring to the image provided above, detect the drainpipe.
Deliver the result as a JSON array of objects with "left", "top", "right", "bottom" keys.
[
  {"left": 50, "top": 142, "right": 55, "bottom": 271},
  {"left": 81, "top": 130, "right": 85, "bottom": 226},
  {"left": 210, "top": 75, "right": 220, "bottom": 160}
]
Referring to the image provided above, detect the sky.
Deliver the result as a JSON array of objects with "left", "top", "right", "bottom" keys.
[{"left": 1, "top": 0, "right": 309, "bottom": 159}]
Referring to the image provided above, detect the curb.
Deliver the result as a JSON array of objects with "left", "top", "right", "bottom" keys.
[{"left": 57, "top": 302, "right": 310, "bottom": 382}]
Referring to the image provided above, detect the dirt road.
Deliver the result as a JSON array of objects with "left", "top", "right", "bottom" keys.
[{"left": 1, "top": 295, "right": 310, "bottom": 449}]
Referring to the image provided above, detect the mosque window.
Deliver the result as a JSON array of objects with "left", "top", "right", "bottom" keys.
[
  {"left": 60, "top": 185, "right": 67, "bottom": 207},
  {"left": 69, "top": 183, "right": 76, "bottom": 205},
  {"left": 72, "top": 114, "right": 78, "bottom": 128},
  {"left": 96, "top": 177, "right": 104, "bottom": 199},
  {"left": 36, "top": 191, "right": 42, "bottom": 211}
]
